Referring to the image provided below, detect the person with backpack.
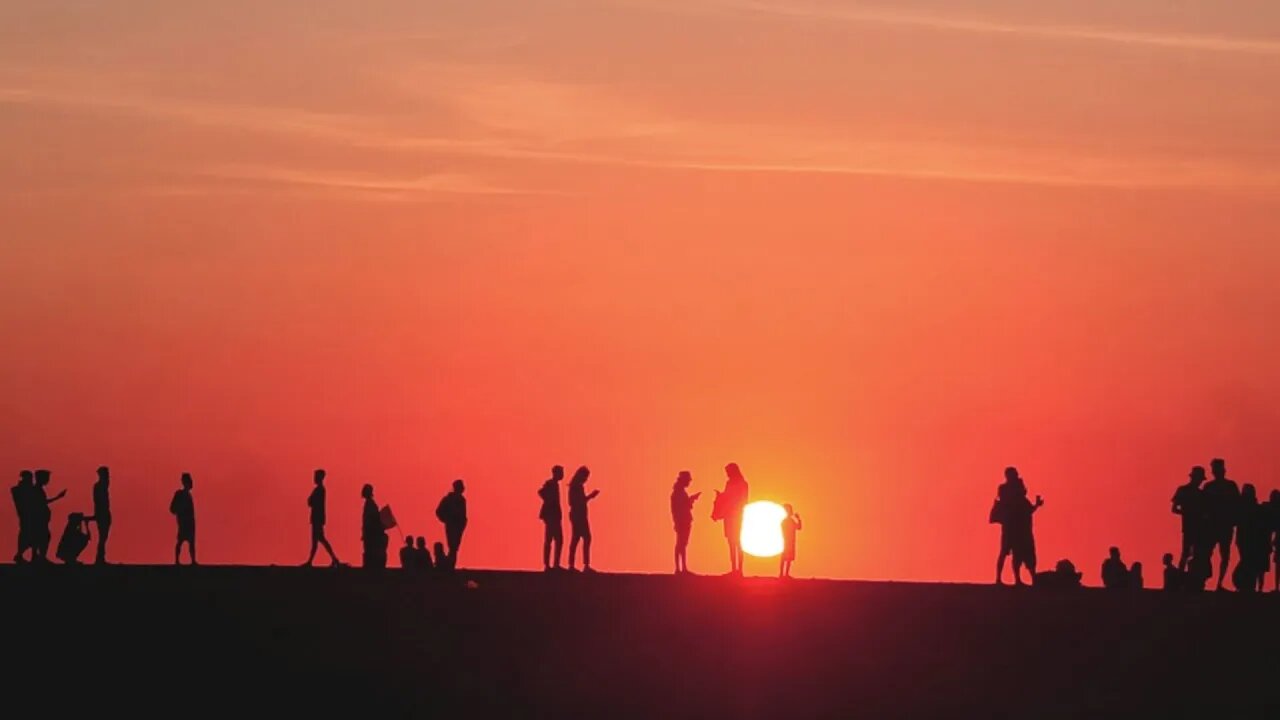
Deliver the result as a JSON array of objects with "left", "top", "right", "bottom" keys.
[
  {"left": 436, "top": 480, "right": 467, "bottom": 570},
  {"left": 55, "top": 512, "right": 92, "bottom": 565}
]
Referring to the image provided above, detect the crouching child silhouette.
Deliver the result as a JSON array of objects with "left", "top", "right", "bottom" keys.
[{"left": 55, "top": 512, "right": 92, "bottom": 565}]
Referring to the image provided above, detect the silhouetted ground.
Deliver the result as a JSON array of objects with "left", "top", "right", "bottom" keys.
[{"left": 4, "top": 565, "right": 1279, "bottom": 717}]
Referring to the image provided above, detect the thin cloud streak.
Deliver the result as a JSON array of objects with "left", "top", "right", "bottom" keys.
[{"left": 646, "top": 0, "right": 1280, "bottom": 56}]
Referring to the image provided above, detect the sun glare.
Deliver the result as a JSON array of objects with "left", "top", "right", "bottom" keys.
[{"left": 741, "top": 501, "right": 787, "bottom": 558}]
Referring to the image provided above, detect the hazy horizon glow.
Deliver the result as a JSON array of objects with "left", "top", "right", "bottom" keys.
[{"left": 4, "top": 1, "right": 1280, "bottom": 581}]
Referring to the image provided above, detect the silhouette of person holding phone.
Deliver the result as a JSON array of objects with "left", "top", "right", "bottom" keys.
[
  {"left": 671, "top": 471, "right": 700, "bottom": 574},
  {"left": 568, "top": 466, "right": 598, "bottom": 572},
  {"left": 780, "top": 504, "right": 802, "bottom": 578}
]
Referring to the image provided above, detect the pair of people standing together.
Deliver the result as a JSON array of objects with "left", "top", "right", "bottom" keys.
[{"left": 539, "top": 465, "right": 599, "bottom": 572}]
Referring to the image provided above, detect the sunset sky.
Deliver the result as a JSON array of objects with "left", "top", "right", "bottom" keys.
[{"left": 4, "top": 0, "right": 1280, "bottom": 582}]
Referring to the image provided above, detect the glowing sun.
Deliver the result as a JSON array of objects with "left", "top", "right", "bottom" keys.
[{"left": 741, "top": 501, "right": 787, "bottom": 557}]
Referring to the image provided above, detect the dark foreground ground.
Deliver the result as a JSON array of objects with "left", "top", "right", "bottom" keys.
[{"left": 4, "top": 565, "right": 1280, "bottom": 718}]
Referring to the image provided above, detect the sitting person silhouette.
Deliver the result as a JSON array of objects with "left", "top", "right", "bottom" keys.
[
  {"left": 400, "top": 536, "right": 416, "bottom": 569},
  {"left": 433, "top": 541, "right": 448, "bottom": 571},
  {"left": 1162, "top": 553, "right": 1185, "bottom": 591},
  {"left": 1032, "top": 559, "right": 1083, "bottom": 589},
  {"left": 55, "top": 512, "right": 92, "bottom": 565},
  {"left": 414, "top": 537, "right": 433, "bottom": 570},
  {"left": 1129, "top": 561, "right": 1144, "bottom": 590},
  {"left": 1101, "top": 547, "right": 1129, "bottom": 589}
]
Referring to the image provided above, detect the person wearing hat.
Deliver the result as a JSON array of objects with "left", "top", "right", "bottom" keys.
[
  {"left": 1171, "top": 465, "right": 1206, "bottom": 573},
  {"left": 670, "top": 471, "right": 700, "bottom": 574}
]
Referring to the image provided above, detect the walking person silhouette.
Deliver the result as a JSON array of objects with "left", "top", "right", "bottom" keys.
[
  {"left": 712, "top": 463, "right": 749, "bottom": 576},
  {"left": 1201, "top": 458, "right": 1240, "bottom": 591},
  {"left": 169, "top": 473, "right": 197, "bottom": 565},
  {"left": 32, "top": 469, "right": 66, "bottom": 562},
  {"left": 671, "top": 471, "right": 700, "bottom": 574},
  {"left": 304, "top": 469, "right": 340, "bottom": 567},
  {"left": 435, "top": 480, "right": 467, "bottom": 570},
  {"left": 10, "top": 470, "right": 34, "bottom": 563},
  {"left": 538, "top": 466, "right": 564, "bottom": 572},
  {"left": 1235, "top": 483, "right": 1268, "bottom": 592},
  {"left": 85, "top": 466, "right": 112, "bottom": 564},
  {"left": 361, "top": 483, "right": 388, "bottom": 569},
  {"left": 567, "top": 466, "right": 599, "bottom": 572}
]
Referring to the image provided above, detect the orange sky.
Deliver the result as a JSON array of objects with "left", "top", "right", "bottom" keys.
[{"left": 3, "top": 0, "right": 1280, "bottom": 581}]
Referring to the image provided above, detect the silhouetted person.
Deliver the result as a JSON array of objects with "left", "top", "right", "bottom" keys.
[
  {"left": 1102, "top": 547, "right": 1128, "bottom": 589},
  {"left": 1202, "top": 458, "right": 1240, "bottom": 590},
  {"left": 32, "top": 470, "right": 66, "bottom": 562},
  {"left": 993, "top": 467, "right": 1042, "bottom": 585},
  {"left": 1235, "top": 483, "right": 1268, "bottom": 592},
  {"left": 400, "top": 536, "right": 415, "bottom": 569},
  {"left": 538, "top": 466, "right": 564, "bottom": 571},
  {"left": 780, "top": 504, "right": 802, "bottom": 579},
  {"left": 568, "top": 467, "right": 599, "bottom": 572},
  {"left": 1033, "top": 559, "right": 1082, "bottom": 589},
  {"left": 1268, "top": 490, "right": 1280, "bottom": 592},
  {"left": 414, "top": 536, "right": 432, "bottom": 570},
  {"left": 670, "top": 471, "right": 700, "bottom": 574},
  {"left": 1171, "top": 466, "right": 1205, "bottom": 572},
  {"left": 435, "top": 480, "right": 467, "bottom": 570},
  {"left": 361, "top": 483, "right": 388, "bottom": 569},
  {"left": 432, "top": 541, "right": 447, "bottom": 570},
  {"left": 87, "top": 466, "right": 111, "bottom": 564},
  {"left": 1129, "top": 562, "right": 1144, "bottom": 590},
  {"left": 55, "top": 512, "right": 91, "bottom": 565},
  {"left": 1162, "top": 553, "right": 1185, "bottom": 591},
  {"left": 712, "top": 463, "right": 749, "bottom": 576},
  {"left": 11, "top": 470, "right": 34, "bottom": 563},
  {"left": 170, "top": 473, "right": 196, "bottom": 565},
  {"left": 304, "top": 469, "right": 340, "bottom": 567}
]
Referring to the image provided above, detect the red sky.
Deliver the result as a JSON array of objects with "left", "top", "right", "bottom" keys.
[{"left": 3, "top": 0, "right": 1280, "bottom": 581}]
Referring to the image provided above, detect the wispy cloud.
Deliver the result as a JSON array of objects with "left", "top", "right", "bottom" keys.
[{"left": 634, "top": 0, "right": 1280, "bottom": 56}]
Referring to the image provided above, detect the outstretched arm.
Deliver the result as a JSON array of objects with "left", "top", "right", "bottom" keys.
[
  {"left": 587, "top": 490, "right": 600, "bottom": 501},
  {"left": 48, "top": 490, "right": 66, "bottom": 504}
]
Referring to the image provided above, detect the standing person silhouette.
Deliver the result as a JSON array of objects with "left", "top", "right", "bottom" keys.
[
  {"left": 87, "top": 466, "right": 111, "bottom": 564},
  {"left": 538, "top": 466, "right": 564, "bottom": 572},
  {"left": 361, "top": 483, "right": 387, "bottom": 569},
  {"left": 304, "top": 469, "right": 340, "bottom": 567},
  {"left": 169, "top": 473, "right": 197, "bottom": 565},
  {"left": 1235, "top": 483, "right": 1268, "bottom": 592},
  {"left": 1202, "top": 458, "right": 1240, "bottom": 591},
  {"left": 10, "top": 470, "right": 34, "bottom": 563},
  {"left": 32, "top": 470, "right": 66, "bottom": 562},
  {"left": 713, "top": 463, "right": 749, "bottom": 576},
  {"left": 994, "top": 467, "right": 1042, "bottom": 586},
  {"left": 1267, "top": 490, "right": 1280, "bottom": 592},
  {"left": 780, "top": 504, "right": 802, "bottom": 579},
  {"left": 413, "top": 536, "right": 432, "bottom": 570},
  {"left": 400, "top": 536, "right": 416, "bottom": 569},
  {"left": 1171, "top": 466, "right": 1205, "bottom": 572},
  {"left": 435, "top": 480, "right": 467, "bottom": 570},
  {"left": 567, "top": 466, "right": 599, "bottom": 572},
  {"left": 670, "top": 471, "right": 700, "bottom": 574}
]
